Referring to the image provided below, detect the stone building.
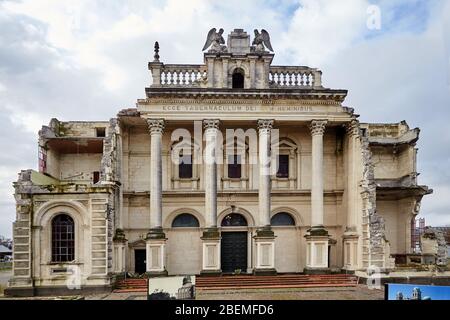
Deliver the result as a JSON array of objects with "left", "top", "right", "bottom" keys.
[{"left": 7, "top": 28, "right": 434, "bottom": 296}]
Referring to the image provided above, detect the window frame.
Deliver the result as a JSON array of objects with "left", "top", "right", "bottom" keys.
[
  {"left": 178, "top": 154, "right": 193, "bottom": 179},
  {"left": 51, "top": 214, "right": 75, "bottom": 263},
  {"left": 270, "top": 212, "right": 296, "bottom": 226},
  {"left": 276, "top": 154, "right": 290, "bottom": 178},
  {"left": 232, "top": 68, "right": 245, "bottom": 89},
  {"left": 227, "top": 154, "right": 242, "bottom": 179},
  {"left": 171, "top": 213, "right": 200, "bottom": 228}
]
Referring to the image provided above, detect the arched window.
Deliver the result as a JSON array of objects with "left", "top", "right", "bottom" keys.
[
  {"left": 221, "top": 213, "right": 248, "bottom": 227},
  {"left": 52, "top": 214, "right": 75, "bottom": 262},
  {"left": 232, "top": 68, "right": 244, "bottom": 89},
  {"left": 172, "top": 213, "right": 200, "bottom": 228},
  {"left": 271, "top": 212, "right": 295, "bottom": 226}
]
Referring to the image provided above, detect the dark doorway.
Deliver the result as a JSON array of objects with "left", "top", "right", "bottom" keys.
[
  {"left": 221, "top": 232, "right": 247, "bottom": 273},
  {"left": 232, "top": 69, "right": 244, "bottom": 88},
  {"left": 328, "top": 245, "right": 331, "bottom": 268},
  {"left": 134, "top": 249, "right": 146, "bottom": 274}
]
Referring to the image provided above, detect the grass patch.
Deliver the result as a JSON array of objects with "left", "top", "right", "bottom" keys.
[{"left": 0, "top": 284, "right": 4, "bottom": 296}]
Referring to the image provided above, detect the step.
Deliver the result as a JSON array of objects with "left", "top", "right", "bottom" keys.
[
  {"left": 196, "top": 278, "right": 357, "bottom": 283},
  {"left": 197, "top": 283, "right": 358, "bottom": 290},
  {"left": 196, "top": 281, "right": 357, "bottom": 287},
  {"left": 196, "top": 275, "right": 357, "bottom": 281},
  {"left": 113, "top": 288, "right": 148, "bottom": 293}
]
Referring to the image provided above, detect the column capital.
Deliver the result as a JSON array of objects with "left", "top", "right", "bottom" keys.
[
  {"left": 257, "top": 119, "right": 274, "bottom": 132},
  {"left": 203, "top": 119, "right": 220, "bottom": 130},
  {"left": 309, "top": 120, "right": 327, "bottom": 136},
  {"left": 147, "top": 119, "right": 165, "bottom": 135},
  {"left": 345, "top": 119, "right": 360, "bottom": 137}
]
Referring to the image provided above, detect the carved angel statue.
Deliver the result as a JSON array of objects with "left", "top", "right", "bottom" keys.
[
  {"left": 252, "top": 29, "right": 273, "bottom": 52},
  {"left": 202, "top": 28, "right": 227, "bottom": 52}
]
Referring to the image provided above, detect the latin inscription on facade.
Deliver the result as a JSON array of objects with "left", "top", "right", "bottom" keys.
[{"left": 161, "top": 105, "right": 313, "bottom": 112}]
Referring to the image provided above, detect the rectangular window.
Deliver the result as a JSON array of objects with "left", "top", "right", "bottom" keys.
[
  {"left": 179, "top": 155, "right": 193, "bottom": 179},
  {"left": 96, "top": 127, "right": 106, "bottom": 137},
  {"left": 276, "top": 154, "right": 289, "bottom": 178},
  {"left": 93, "top": 171, "right": 100, "bottom": 184},
  {"left": 228, "top": 154, "right": 242, "bottom": 179}
]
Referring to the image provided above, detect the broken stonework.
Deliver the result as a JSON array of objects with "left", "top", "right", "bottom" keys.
[
  {"left": 100, "top": 118, "right": 121, "bottom": 183},
  {"left": 422, "top": 227, "right": 448, "bottom": 268},
  {"left": 117, "top": 108, "right": 140, "bottom": 117},
  {"left": 360, "top": 129, "right": 389, "bottom": 269}
]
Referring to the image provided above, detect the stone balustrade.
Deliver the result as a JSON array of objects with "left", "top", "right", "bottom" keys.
[
  {"left": 269, "top": 66, "right": 322, "bottom": 88},
  {"left": 149, "top": 63, "right": 322, "bottom": 88},
  {"left": 151, "top": 64, "right": 207, "bottom": 87}
]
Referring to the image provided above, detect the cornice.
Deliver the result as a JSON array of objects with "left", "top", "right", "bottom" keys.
[
  {"left": 143, "top": 87, "right": 348, "bottom": 103},
  {"left": 138, "top": 97, "right": 344, "bottom": 106}
]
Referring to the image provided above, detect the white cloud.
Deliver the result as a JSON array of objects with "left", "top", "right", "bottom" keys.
[
  {"left": 279, "top": 0, "right": 370, "bottom": 66},
  {"left": 0, "top": 0, "right": 449, "bottom": 237}
]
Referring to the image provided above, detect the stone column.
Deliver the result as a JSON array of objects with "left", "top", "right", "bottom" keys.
[
  {"left": 305, "top": 120, "right": 329, "bottom": 273},
  {"left": 258, "top": 119, "right": 273, "bottom": 228},
  {"left": 203, "top": 119, "right": 220, "bottom": 228},
  {"left": 201, "top": 119, "right": 221, "bottom": 275},
  {"left": 145, "top": 118, "right": 167, "bottom": 276},
  {"left": 343, "top": 119, "right": 359, "bottom": 270},
  {"left": 253, "top": 119, "right": 276, "bottom": 275},
  {"left": 310, "top": 120, "right": 327, "bottom": 229}
]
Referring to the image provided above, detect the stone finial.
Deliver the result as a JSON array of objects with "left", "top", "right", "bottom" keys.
[
  {"left": 345, "top": 119, "right": 360, "bottom": 137},
  {"left": 203, "top": 119, "right": 220, "bottom": 130},
  {"left": 153, "top": 41, "right": 160, "bottom": 62},
  {"left": 257, "top": 119, "right": 274, "bottom": 132},
  {"left": 309, "top": 120, "right": 327, "bottom": 136},
  {"left": 147, "top": 119, "right": 165, "bottom": 134}
]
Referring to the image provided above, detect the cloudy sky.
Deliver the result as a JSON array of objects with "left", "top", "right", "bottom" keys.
[{"left": 0, "top": 0, "right": 449, "bottom": 237}]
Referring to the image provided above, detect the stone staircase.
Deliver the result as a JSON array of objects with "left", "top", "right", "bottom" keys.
[
  {"left": 114, "top": 278, "right": 148, "bottom": 293},
  {"left": 195, "top": 274, "right": 359, "bottom": 290},
  {"left": 113, "top": 274, "right": 359, "bottom": 293}
]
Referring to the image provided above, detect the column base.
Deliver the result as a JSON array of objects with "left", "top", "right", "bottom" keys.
[
  {"left": 253, "top": 227, "right": 277, "bottom": 274},
  {"left": 146, "top": 235, "right": 167, "bottom": 274},
  {"left": 255, "top": 225, "right": 275, "bottom": 237},
  {"left": 305, "top": 227, "right": 329, "bottom": 269},
  {"left": 146, "top": 227, "right": 166, "bottom": 240},
  {"left": 343, "top": 232, "right": 359, "bottom": 271},
  {"left": 201, "top": 227, "right": 220, "bottom": 239},
  {"left": 113, "top": 238, "right": 128, "bottom": 274},
  {"left": 253, "top": 268, "right": 277, "bottom": 276},
  {"left": 308, "top": 225, "right": 329, "bottom": 236},
  {"left": 201, "top": 228, "right": 221, "bottom": 273}
]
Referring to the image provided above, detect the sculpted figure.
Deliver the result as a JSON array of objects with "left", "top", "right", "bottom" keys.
[
  {"left": 252, "top": 29, "right": 273, "bottom": 52},
  {"left": 202, "top": 28, "right": 227, "bottom": 52}
]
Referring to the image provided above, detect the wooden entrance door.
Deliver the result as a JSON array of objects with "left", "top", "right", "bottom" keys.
[
  {"left": 221, "top": 232, "right": 247, "bottom": 273},
  {"left": 134, "top": 249, "right": 146, "bottom": 274}
]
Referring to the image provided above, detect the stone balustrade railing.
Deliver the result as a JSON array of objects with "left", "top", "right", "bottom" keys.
[
  {"left": 150, "top": 64, "right": 207, "bottom": 87},
  {"left": 269, "top": 66, "right": 322, "bottom": 88},
  {"left": 149, "top": 63, "right": 322, "bottom": 88}
]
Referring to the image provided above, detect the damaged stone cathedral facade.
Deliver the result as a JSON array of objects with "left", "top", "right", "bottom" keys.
[{"left": 7, "top": 28, "right": 437, "bottom": 296}]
